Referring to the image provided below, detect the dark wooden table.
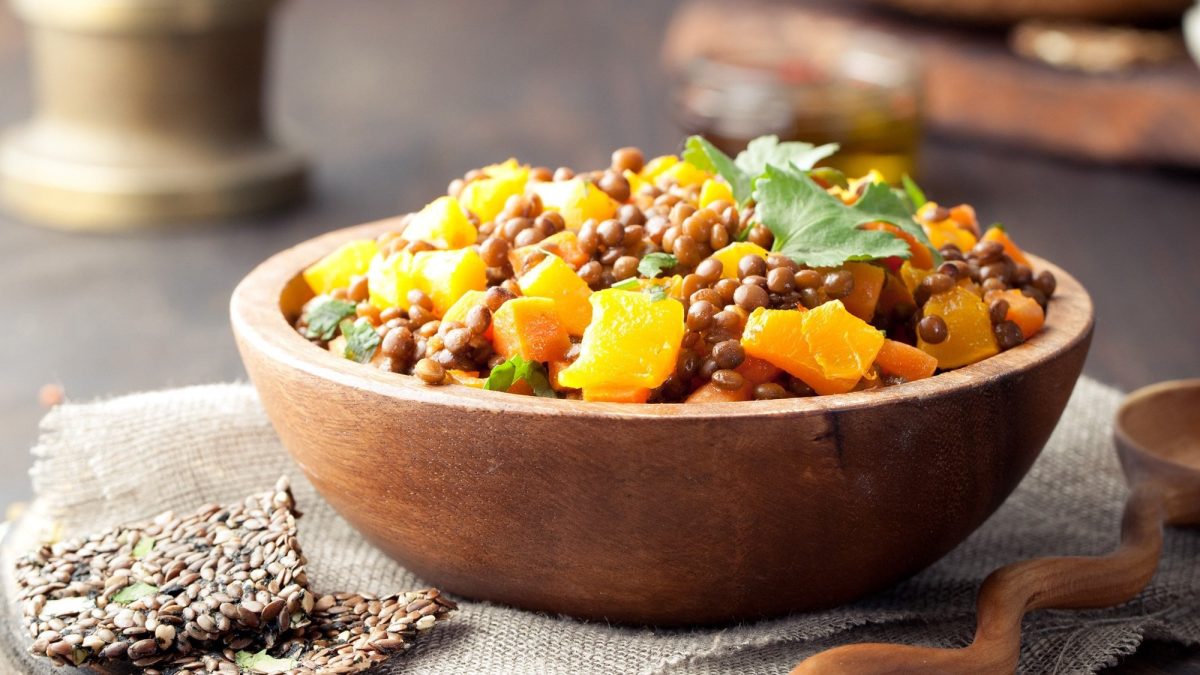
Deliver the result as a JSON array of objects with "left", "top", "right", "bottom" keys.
[{"left": 0, "top": 1, "right": 1196, "bottom": 671}]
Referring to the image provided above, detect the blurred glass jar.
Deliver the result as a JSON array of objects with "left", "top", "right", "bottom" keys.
[{"left": 674, "top": 32, "right": 923, "bottom": 184}]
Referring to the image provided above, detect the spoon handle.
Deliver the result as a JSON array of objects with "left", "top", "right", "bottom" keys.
[{"left": 791, "top": 484, "right": 1165, "bottom": 674}]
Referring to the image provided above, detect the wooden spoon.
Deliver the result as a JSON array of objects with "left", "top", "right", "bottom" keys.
[{"left": 792, "top": 379, "right": 1200, "bottom": 674}]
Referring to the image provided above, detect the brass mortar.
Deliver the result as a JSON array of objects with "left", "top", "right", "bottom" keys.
[{"left": 0, "top": 0, "right": 306, "bottom": 230}]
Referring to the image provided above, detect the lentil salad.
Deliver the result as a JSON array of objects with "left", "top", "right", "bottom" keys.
[{"left": 293, "top": 135, "right": 1056, "bottom": 403}]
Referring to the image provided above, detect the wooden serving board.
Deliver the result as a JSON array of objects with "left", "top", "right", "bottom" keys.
[{"left": 663, "top": 0, "right": 1200, "bottom": 168}]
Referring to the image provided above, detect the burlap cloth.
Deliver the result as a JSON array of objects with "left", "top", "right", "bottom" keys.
[{"left": 1, "top": 376, "right": 1197, "bottom": 674}]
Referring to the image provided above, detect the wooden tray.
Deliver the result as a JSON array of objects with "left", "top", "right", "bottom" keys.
[{"left": 663, "top": 0, "right": 1200, "bottom": 168}]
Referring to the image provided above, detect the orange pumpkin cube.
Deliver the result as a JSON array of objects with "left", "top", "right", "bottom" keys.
[
  {"left": 741, "top": 301, "right": 884, "bottom": 396},
  {"left": 919, "top": 286, "right": 999, "bottom": 369}
]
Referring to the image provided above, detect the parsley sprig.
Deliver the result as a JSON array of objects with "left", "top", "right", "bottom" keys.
[
  {"left": 339, "top": 319, "right": 381, "bottom": 364},
  {"left": 484, "top": 356, "right": 557, "bottom": 398},
  {"left": 303, "top": 297, "right": 357, "bottom": 341},
  {"left": 683, "top": 135, "right": 838, "bottom": 205}
]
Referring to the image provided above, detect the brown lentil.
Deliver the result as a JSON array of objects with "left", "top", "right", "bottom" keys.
[
  {"left": 711, "top": 369, "right": 745, "bottom": 390},
  {"left": 918, "top": 315, "right": 949, "bottom": 344},
  {"left": 994, "top": 320, "right": 1025, "bottom": 350},
  {"left": 413, "top": 359, "right": 446, "bottom": 385}
]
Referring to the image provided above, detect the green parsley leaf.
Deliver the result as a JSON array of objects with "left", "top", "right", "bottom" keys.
[
  {"left": 736, "top": 135, "right": 839, "bottom": 184},
  {"left": 645, "top": 284, "right": 669, "bottom": 302},
  {"left": 682, "top": 136, "right": 752, "bottom": 205},
  {"left": 754, "top": 165, "right": 916, "bottom": 267},
  {"left": 484, "top": 355, "right": 557, "bottom": 398},
  {"left": 987, "top": 222, "right": 1005, "bottom": 232},
  {"left": 235, "top": 650, "right": 298, "bottom": 674},
  {"left": 111, "top": 582, "right": 158, "bottom": 606},
  {"left": 303, "top": 297, "right": 357, "bottom": 341},
  {"left": 132, "top": 537, "right": 155, "bottom": 559},
  {"left": 610, "top": 278, "right": 640, "bottom": 291},
  {"left": 339, "top": 319, "right": 380, "bottom": 364},
  {"left": 901, "top": 174, "right": 927, "bottom": 212},
  {"left": 637, "top": 252, "right": 677, "bottom": 278}
]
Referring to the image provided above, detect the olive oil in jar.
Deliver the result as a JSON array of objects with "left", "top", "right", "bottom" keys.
[{"left": 674, "top": 37, "right": 922, "bottom": 184}]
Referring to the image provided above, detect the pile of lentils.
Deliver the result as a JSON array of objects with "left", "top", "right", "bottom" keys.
[
  {"left": 15, "top": 478, "right": 454, "bottom": 674},
  {"left": 298, "top": 146, "right": 1056, "bottom": 401}
]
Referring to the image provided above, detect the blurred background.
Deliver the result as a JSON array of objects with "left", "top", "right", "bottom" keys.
[{"left": 1, "top": 1, "right": 1198, "bottom": 509}]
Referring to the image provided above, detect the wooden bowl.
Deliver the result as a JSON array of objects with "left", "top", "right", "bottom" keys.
[{"left": 231, "top": 219, "right": 1094, "bottom": 626}]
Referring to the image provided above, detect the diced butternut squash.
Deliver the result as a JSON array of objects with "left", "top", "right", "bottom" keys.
[
  {"left": 874, "top": 339, "right": 938, "bottom": 381},
  {"left": 459, "top": 159, "right": 529, "bottom": 223},
  {"left": 583, "top": 386, "right": 651, "bottom": 403},
  {"left": 924, "top": 219, "right": 978, "bottom": 252},
  {"left": 839, "top": 262, "right": 886, "bottom": 321},
  {"left": 491, "top": 297, "right": 571, "bottom": 362},
  {"left": 624, "top": 169, "right": 650, "bottom": 198},
  {"left": 518, "top": 254, "right": 593, "bottom": 335},
  {"left": 860, "top": 222, "right": 934, "bottom": 269},
  {"left": 367, "top": 251, "right": 418, "bottom": 310},
  {"left": 741, "top": 301, "right": 884, "bottom": 396},
  {"left": 985, "top": 289, "right": 1045, "bottom": 340},
  {"left": 442, "top": 289, "right": 492, "bottom": 339},
  {"left": 401, "top": 196, "right": 478, "bottom": 249},
  {"left": 709, "top": 242, "right": 770, "bottom": 279},
  {"left": 557, "top": 289, "right": 685, "bottom": 390},
  {"left": 698, "top": 178, "right": 733, "bottom": 209},
  {"left": 639, "top": 155, "right": 678, "bottom": 182},
  {"left": 919, "top": 286, "right": 999, "bottom": 369},
  {"left": 410, "top": 248, "right": 488, "bottom": 316},
  {"left": 303, "top": 239, "right": 379, "bottom": 295},
  {"left": 899, "top": 260, "right": 931, "bottom": 295},
  {"left": 981, "top": 227, "right": 1031, "bottom": 267},
  {"left": 657, "top": 160, "right": 711, "bottom": 188},
  {"left": 510, "top": 230, "right": 590, "bottom": 270},
  {"left": 529, "top": 178, "right": 618, "bottom": 230}
]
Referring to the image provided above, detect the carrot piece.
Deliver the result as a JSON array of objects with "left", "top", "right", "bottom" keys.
[
  {"left": 491, "top": 297, "right": 571, "bottom": 362},
  {"left": 981, "top": 227, "right": 1031, "bottom": 267},
  {"left": 986, "top": 289, "right": 1045, "bottom": 339},
  {"left": 875, "top": 339, "right": 938, "bottom": 382},
  {"left": 583, "top": 386, "right": 651, "bottom": 403},
  {"left": 861, "top": 222, "right": 934, "bottom": 270}
]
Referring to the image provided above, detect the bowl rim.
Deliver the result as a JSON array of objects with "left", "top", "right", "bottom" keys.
[{"left": 231, "top": 217, "right": 1095, "bottom": 420}]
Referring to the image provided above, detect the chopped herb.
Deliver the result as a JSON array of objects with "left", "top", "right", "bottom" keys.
[
  {"left": 683, "top": 136, "right": 752, "bottom": 205},
  {"left": 131, "top": 536, "right": 155, "bottom": 559},
  {"left": 735, "top": 134, "right": 839, "bottom": 180},
  {"left": 303, "top": 297, "right": 356, "bottom": 341},
  {"left": 901, "top": 174, "right": 927, "bottom": 212},
  {"left": 611, "top": 278, "right": 640, "bottom": 291},
  {"left": 683, "top": 134, "right": 839, "bottom": 206},
  {"left": 645, "top": 284, "right": 670, "bottom": 302},
  {"left": 754, "top": 165, "right": 940, "bottom": 268},
  {"left": 111, "top": 582, "right": 157, "bottom": 605},
  {"left": 235, "top": 650, "right": 298, "bottom": 674},
  {"left": 339, "top": 319, "right": 381, "bottom": 364},
  {"left": 484, "top": 355, "right": 557, "bottom": 398},
  {"left": 987, "top": 222, "right": 1005, "bottom": 232},
  {"left": 637, "top": 252, "right": 677, "bottom": 278}
]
